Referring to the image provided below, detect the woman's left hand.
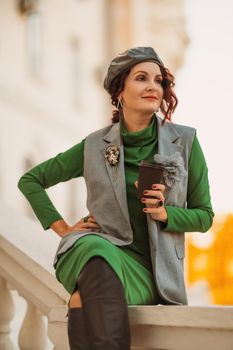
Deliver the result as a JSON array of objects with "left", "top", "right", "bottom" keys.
[{"left": 135, "top": 182, "right": 168, "bottom": 223}]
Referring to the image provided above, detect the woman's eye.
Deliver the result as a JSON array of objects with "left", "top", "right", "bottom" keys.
[
  {"left": 136, "top": 75, "right": 145, "bottom": 81},
  {"left": 156, "top": 79, "right": 162, "bottom": 84}
]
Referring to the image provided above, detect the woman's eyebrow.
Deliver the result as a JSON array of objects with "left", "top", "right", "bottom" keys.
[{"left": 133, "top": 70, "right": 162, "bottom": 77}]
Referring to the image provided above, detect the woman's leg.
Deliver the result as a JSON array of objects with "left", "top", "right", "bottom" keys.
[
  {"left": 77, "top": 256, "right": 131, "bottom": 350},
  {"left": 69, "top": 290, "right": 82, "bottom": 308},
  {"left": 67, "top": 289, "right": 91, "bottom": 350}
]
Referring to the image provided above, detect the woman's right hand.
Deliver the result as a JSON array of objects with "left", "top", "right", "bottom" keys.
[
  {"left": 64, "top": 216, "right": 101, "bottom": 236},
  {"left": 51, "top": 216, "right": 101, "bottom": 238}
]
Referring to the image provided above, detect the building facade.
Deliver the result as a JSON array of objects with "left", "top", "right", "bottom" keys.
[{"left": 0, "top": 0, "right": 188, "bottom": 226}]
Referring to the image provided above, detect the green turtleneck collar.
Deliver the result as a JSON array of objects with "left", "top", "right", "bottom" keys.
[{"left": 120, "top": 115, "right": 157, "bottom": 146}]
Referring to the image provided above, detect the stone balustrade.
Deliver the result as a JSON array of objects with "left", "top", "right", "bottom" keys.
[
  {"left": 49, "top": 304, "right": 233, "bottom": 350},
  {"left": 1, "top": 202, "right": 233, "bottom": 350},
  {"left": 0, "top": 203, "right": 69, "bottom": 349}
]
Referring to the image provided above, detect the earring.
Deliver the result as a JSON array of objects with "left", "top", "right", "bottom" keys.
[{"left": 116, "top": 98, "right": 123, "bottom": 109}]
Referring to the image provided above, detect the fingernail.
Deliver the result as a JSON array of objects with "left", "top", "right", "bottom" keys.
[
  {"left": 143, "top": 191, "right": 148, "bottom": 195},
  {"left": 143, "top": 208, "right": 148, "bottom": 212},
  {"left": 141, "top": 198, "right": 146, "bottom": 203},
  {"left": 152, "top": 184, "right": 157, "bottom": 189}
]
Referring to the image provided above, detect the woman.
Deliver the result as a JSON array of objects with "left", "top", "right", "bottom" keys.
[{"left": 18, "top": 46, "right": 214, "bottom": 349}]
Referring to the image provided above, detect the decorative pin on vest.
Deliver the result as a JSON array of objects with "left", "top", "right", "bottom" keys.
[{"left": 104, "top": 145, "right": 120, "bottom": 166}]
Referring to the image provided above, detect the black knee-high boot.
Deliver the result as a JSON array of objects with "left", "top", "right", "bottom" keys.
[
  {"left": 77, "top": 256, "right": 131, "bottom": 350},
  {"left": 67, "top": 307, "right": 91, "bottom": 350}
]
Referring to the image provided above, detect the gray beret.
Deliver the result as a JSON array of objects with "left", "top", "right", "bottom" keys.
[{"left": 103, "top": 46, "right": 164, "bottom": 93}]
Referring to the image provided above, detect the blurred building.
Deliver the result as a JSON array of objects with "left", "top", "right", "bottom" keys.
[{"left": 0, "top": 0, "right": 189, "bottom": 226}]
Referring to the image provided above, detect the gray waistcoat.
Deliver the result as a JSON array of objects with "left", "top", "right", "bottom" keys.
[{"left": 54, "top": 116, "right": 195, "bottom": 305}]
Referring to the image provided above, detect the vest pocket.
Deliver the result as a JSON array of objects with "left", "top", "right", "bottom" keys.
[{"left": 175, "top": 243, "right": 185, "bottom": 259}]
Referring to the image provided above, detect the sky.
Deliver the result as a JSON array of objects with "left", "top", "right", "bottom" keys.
[{"left": 175, "top": 0, "right": 233, "bottom": 214}]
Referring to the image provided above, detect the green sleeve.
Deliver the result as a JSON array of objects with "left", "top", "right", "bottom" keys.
[
  {"left": 18, "top": 139, "right": 85, "bottom": 230},
  {"left": 164, "top": 134, "right": 214, "bottom": 233}
]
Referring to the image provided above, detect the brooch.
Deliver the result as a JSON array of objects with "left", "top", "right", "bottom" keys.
[{"left": 104, "top": 145, "right": 120, "bottom": 166}]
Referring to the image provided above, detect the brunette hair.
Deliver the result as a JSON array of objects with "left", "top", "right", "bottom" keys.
[{"left": 108, "top": 64, "right": 178, "bottom": 124}]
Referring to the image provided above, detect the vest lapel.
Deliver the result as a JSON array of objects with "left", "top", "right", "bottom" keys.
[
  {"left": 156, "top": 116, "right": 183, "bottom": 156},
  {"left": 102, "top": 123, "right": 131, "bottom": 225},
  {"left": 156, "top": 115, "right": 185, "bottom": 206}
]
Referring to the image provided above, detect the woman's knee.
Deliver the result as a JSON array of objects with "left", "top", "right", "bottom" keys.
[
  {"left": 69, "top": 289, "right": 82, "bottom": 308},
  {"left": 77, "top": 257, "right": 126, "bottom": 304}
]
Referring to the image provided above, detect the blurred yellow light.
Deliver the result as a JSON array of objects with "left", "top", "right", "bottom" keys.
[{"left": 186, "top": 214, "right": 233, "bottom": 305}]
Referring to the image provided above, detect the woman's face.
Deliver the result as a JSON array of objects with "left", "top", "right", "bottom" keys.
[{"left": 119, "top": 61, "right": 163, "bottom": 114}]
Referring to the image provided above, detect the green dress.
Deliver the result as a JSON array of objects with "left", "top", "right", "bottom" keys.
[{"left": 18, "top": 117, "right": 214, "bottom": 305}]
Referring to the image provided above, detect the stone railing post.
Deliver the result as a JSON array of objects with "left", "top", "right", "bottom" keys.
[
  {"left": 48, "top": 306, "right": 69, "bottom": 350},
  {"left": 0, "top": 203, "right": 69, "bottom": 349},
  {"left": 0, "top": 277, "right": 14, "bottom": 350},
  {"left": 18, "top": 301, "right": 47, "bottom": 350}
]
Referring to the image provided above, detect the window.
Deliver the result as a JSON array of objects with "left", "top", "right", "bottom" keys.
[
  {"left": 26, "top": 10, "right": 43, "bottom": 76},
  {"left": 23, "top": 157, "right": 36, "bottom": 219},
  {"left": 70, "top": 37, "right": 83, "bottom": 107}
]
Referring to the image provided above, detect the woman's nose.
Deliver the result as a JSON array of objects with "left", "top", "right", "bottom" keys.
[{"left": 146, "top": 80, "right": 158, "bottom": 91}]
